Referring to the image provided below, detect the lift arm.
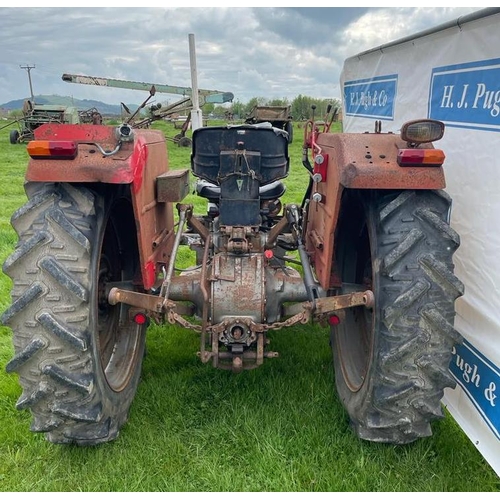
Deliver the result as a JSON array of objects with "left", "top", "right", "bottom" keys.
[{"left": 62, "top": 73, "right": 233, "bottom": 104}]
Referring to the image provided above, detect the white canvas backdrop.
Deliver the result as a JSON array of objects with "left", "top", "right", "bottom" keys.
[{"left": 341, "top": 9, "right": 500, "bottom": 476}]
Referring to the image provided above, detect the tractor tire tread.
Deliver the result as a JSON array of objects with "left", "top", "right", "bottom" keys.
[
  {"left": 334, "top": 189, "right": 464, "bottom": 444},
  {"left": 2, "top": 183, "right": 127, "bottom": 445}
]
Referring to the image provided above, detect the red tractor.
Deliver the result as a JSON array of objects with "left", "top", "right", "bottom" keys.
[{"left": 2, "top": 108, "right": 463, "bottom": 445}]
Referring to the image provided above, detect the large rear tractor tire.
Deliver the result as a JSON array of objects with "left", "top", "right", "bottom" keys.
[
  {"left": 332, "top": 189, "right": 464, "bottom": 444},
  {"left": 2, "top": 182, "right": 146, "bottom": 445}
]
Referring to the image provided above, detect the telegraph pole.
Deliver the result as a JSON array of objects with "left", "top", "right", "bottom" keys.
[{"left": 20, "top": 64, "right": 35, "bottom": 102}]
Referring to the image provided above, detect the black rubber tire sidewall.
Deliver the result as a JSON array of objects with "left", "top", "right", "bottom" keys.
[
  {"left": 331, "top": 189, "right": 464, "bottom": 444},
  {"left": 3, "top": 182, "right": 146, "bottom": 445},
  {"left": 10, "top": 129, "right": 19, "bottom": 144}
]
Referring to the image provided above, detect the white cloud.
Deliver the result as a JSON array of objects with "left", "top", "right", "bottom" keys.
[{"left": 0, "top": 6, "right": 487, "bottom": 106}]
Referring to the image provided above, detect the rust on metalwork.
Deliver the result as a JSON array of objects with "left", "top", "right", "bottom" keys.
[
  {"left": 283, "top": 290, "right": 374, "bottom": 318},
  {"left": 199, "top": 235, "right": 213, "bottom": 365},
  {"left": 265, "top": 214, "right": 290, "bottom": 248},
  {"left": 216, "top": 344, "right": 279, "bottom": 373},
  {"left": 314, "top": 290, "right": 374, "bottom": 314},
  {"left": 305, "top": 131, "right": 447, "bottom": 290},
  {"left": 317, "top": 132, "right": 446, "bottom": 190},
  {"left": 309, "top": 229, "right": 324, "bottom": 250},
  {"left": 108, "top": 287, "right": 194, "bottom": 316},
  {"left": 187, "top": 211, "right": 210, "bottom": 241},
  {"left": 156, "top": 169, "right": 190, "bottom": 202},
  {"left": 26, "top": 124, "right": 165, "bottom": 184}
]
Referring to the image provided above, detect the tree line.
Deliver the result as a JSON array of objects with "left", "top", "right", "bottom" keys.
[
  {"left": 206, "top": 95, "right": 341, "bottom": 121},
  {"left": 4, "top": 94, "right": 342, "bottom": 122}
]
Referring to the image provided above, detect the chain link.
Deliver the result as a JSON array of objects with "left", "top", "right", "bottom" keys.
[
  {"left": 165, "top": 305, "right": 310, "bottom": 334},
  {"left": 167, "top": 308, "right": 202, "bottom": 332}
]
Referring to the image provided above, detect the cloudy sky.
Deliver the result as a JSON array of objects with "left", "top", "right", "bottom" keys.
[{"left": 0, "top": 5, "right": 486, "bottom": 107}]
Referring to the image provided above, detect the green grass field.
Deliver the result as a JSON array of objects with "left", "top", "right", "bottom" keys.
[{"left": 0, "top": 120, "right": 498, "bottom": 492}]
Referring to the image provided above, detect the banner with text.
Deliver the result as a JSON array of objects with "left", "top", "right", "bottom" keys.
[{"left": 341, "top": 11, "right": 500, "bottom": 476}]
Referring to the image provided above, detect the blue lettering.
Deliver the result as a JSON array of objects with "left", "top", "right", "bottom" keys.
[
  {"left": 344, "top": 75, "right": 397, "bottom": 120},
  {"left": 449, "top": 341, "right": 500, "bottom": 439},
  {"left": 429, "top": 58, "right": 500, "bottom": 132}
]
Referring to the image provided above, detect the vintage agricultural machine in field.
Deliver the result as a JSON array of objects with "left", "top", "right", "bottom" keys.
[
  {"left": 1, "top": 104, "right": 464, "bottom": 446},
  {"left": 245, "top": 105, "right": 294, "bottom": 143},
  {"left": 1, "top": 100, "right": 103, "bottom": 144},
  {"left": 61, "top": 73, "right": 234, "bottom": 147},
  {"left": 2, "top": 100, "right": 82, "bottom": 144}
]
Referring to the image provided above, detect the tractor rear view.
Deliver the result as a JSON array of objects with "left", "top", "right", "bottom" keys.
[{"left": 1, "top": 105, "right": 463, "bottom": 445}]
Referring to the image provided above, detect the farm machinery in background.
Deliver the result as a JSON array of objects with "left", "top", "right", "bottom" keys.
[
  {"left": 61, "top": 73, "right": 234, "bottom": 147},
  {"left": 1, "top": 99, "right": 89, "bottom": 144},
  {"left": 1, "top": 64, "right": 103, "bottom": 144},
  {"left": 245, "top": 105, "right": 294, "bottom": 143},
  {"left": 242, "top": 104, "right": 339, "bottom": 145}
]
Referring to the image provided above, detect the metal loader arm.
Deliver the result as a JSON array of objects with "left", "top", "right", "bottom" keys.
[{"left": 61, "top": 73, "right": 234, "bottom": 103}]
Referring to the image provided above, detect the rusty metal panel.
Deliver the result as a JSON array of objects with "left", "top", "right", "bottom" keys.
[
  {"left": 210, "top": 253, "right": 265, "bottom": 324},
  {"left": 25, "top": 124, "right": 175, "bottom": 290},
  {"left": 25, "top": 124, "right": 167, "bottom": 184},
  {"left": 246, "top": 105, "right": 291, "bottom": 122},
  {"left": 156, "top": 169, "right": 190, "bottom": 202},
  {"left": 130, "top": 139, "right": 175, "bottom": 290},
  {"left": 305, "top": 197, "right": 339, "bottom": 290},
  {"left": 317, "top": 132, "right": 446, "bottom": 190},
  {"left": 306, "top": 131, "right": 447, "bottom": 290}
]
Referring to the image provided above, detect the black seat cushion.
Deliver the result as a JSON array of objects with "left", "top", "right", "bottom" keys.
[{"left": 196, "top": 179, "right": 286, "bottom": 202}]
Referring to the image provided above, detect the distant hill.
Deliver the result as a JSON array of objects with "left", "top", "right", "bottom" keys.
[{"left": 1, "top": 95, "right": 140, "bottom": 116}]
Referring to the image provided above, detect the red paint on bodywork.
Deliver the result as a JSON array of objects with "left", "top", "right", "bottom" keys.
[
  {"left": 25, "top": 123, "right": 162, "bottom": 186},
  {"left": 130, "top": 136, "right": 147, "bottom": 193},
  {"left": 25, "top": 123, "right": 175, "bottom": 290},
  {"left": 306, "top": 131, "right": 447, "bottom": 290},
  {"left": 144, "top": 260, "right": 157, "bottom": 291}
]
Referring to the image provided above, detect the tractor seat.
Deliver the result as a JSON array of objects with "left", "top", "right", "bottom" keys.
[{"left": 196, "top": 178, "right": 286, "bottom": 202}]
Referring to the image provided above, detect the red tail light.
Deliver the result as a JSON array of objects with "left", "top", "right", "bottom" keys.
[
  {"left": 397, "top": 148, "right": 445, "bottom": 167},
  {"left": 133, "top": 312, "right": 148, "bottom": 325},
  {"left": 27, "top": 140, "right": 78, "bottom": 159},
  {"left": 329, "top": 314, "right": 341, "bottom": 326}
]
